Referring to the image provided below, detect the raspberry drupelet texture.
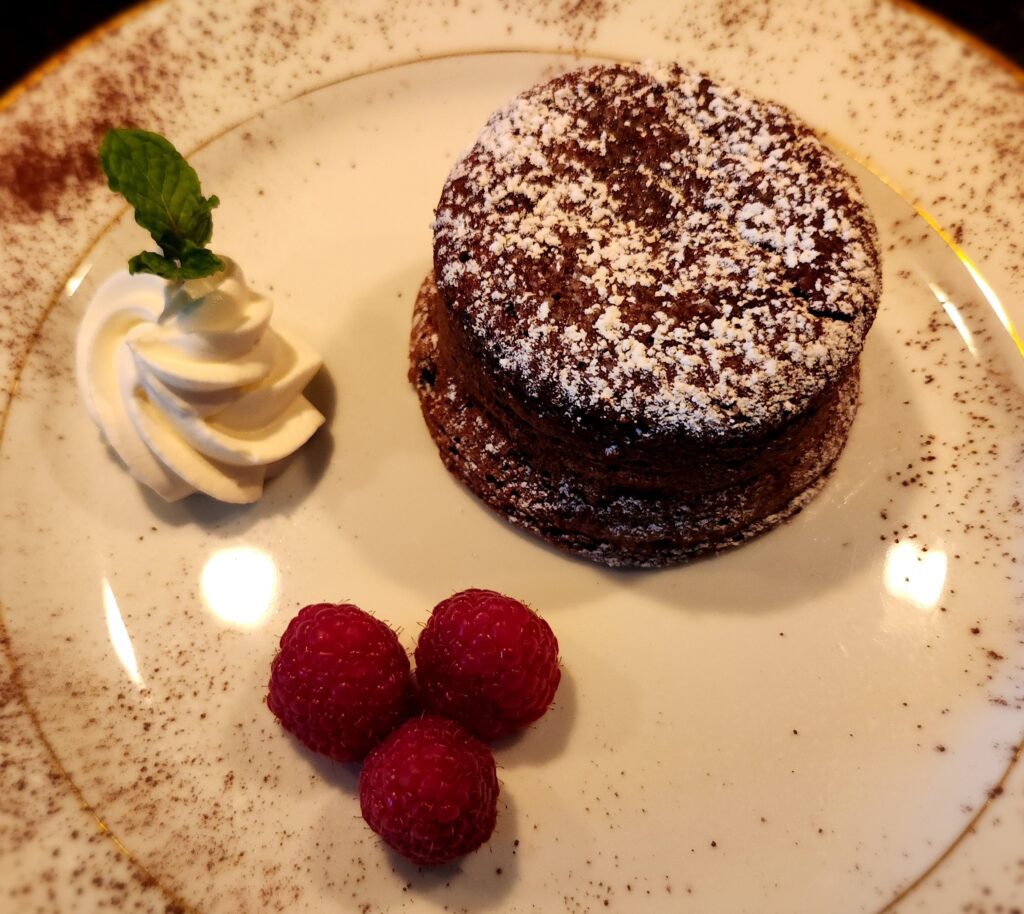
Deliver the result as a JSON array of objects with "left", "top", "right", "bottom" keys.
[
  {"left": 267, "top": 602, "right": 413, "bottom": 762},
  {"left": 415, "top": 588, "right": 561, "bottom": 741},
  {"left": 359, "top": 716, "right": 499, "bottom": 866}
]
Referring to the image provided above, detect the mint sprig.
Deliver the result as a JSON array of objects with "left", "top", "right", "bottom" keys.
[{"left": 99, "top": 129, "right": 225, "bottom": 282}]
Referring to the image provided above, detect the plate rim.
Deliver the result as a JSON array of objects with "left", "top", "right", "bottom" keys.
[{"left": 1, "top": 3, "right": 1022, "bottom": 912}]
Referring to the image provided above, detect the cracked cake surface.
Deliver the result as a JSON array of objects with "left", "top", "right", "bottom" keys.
[{"left": 433, "top": 61, "right": 880, "bottom": 442}]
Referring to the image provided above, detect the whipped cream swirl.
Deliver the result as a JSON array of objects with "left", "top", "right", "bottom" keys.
[{"left": 76, "top": 259, "right": 325, "bottom": 503}]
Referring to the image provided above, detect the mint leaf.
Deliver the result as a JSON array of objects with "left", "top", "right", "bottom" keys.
[
  {"left": 177, "top": 247, "right": 225, "bottom": 277},
  {"left": 127, "top": 251, "right": 182, "bottom": 280},
  {"left": 129, "top": 247, "right": 225, "bottom": 281},
  {"left": 99, "top": 129, "right": 224, "bottom": 281}
]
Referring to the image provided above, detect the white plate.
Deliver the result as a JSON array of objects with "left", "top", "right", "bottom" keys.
[{"left": 1, "top": 3, "right": 1022, "bottom": 913}]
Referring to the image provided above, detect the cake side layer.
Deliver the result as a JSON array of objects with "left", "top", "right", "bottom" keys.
[
  {"left": 434, "top": 62, "right": 881, "bottom": 446},
  {"left": 410, "top": 277, "right": 860, "bottom": 568},
  {"left": 427, "top": 273, "right": 855, "bottom": 497}
]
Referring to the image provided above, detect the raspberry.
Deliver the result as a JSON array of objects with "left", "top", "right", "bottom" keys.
[
  {"left": 267, "top": 603, "right": 413, "bottom": 762},
  {"left": 414, "top": 588, "right": 560, "bottom": 741},
  {"left": 359, "top": 716, "right": 499, "bottom": 865}
]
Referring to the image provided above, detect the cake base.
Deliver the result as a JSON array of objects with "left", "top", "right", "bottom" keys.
[{"left": 410, "top": 277, "right": 859, "bottom": 569}]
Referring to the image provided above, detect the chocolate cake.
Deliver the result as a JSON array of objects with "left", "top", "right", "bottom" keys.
[{"left": 410, "top": 62, "right": 881, "bottom": 567}]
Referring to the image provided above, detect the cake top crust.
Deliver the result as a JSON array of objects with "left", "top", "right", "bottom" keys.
[{"left": 433, "top": 63, "right": 881, "bottom": 440}]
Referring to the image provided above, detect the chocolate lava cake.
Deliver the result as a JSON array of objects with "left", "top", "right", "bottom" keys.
[{"left": 410, "top": 62, "right": 881, "bottom": 568}]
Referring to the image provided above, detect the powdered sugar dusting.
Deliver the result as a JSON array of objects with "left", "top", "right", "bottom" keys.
[{"left": 434, "top": 63, "right": 881, "bottom": 437}]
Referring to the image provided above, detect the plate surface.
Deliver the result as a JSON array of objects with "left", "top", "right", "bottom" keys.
[{"left": 1, "top": 3, "right": 1022, "bottom": 913}]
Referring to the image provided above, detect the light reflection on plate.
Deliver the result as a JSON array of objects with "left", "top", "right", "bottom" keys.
[
  {"left": 103, "top": 578, "right": 148, "bottom": 691},
  {"left": 883, "top": 541, "right": 948, "bottom": 612},
  {"left": 200, "top": 545, "right": 279, "bottom": 629}
]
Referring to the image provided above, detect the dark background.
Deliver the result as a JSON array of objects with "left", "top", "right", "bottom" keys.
[{"left": 1, "top": 0, "right": 1022, "bottom": 92}]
